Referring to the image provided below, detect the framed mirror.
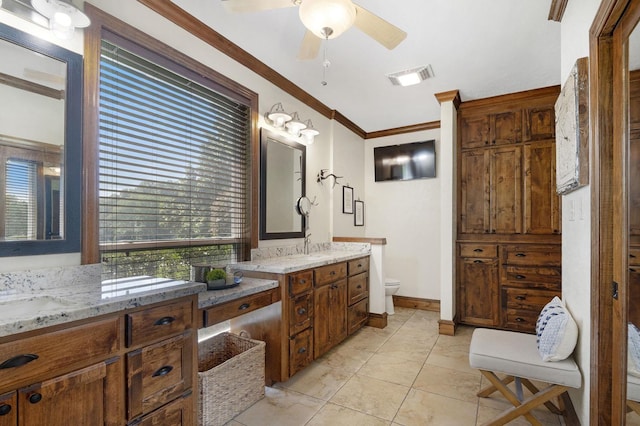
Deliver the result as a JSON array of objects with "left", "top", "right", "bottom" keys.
[
  {"left": 259, "top": 128, "right": 306, "bottom": 240},
  {"left": 0, "top": 23, "right": 82, "bottom": 256}
]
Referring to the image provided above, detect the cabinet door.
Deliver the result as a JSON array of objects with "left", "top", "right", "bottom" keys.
[
  {"left": 490, "top": 110, "right": 521, "bottom": 145},
  {"left": 458, "top": 257, "right": 499, "bottom": 326},
  {"left": 19, "top": 359, "right": 120, "bottom": 426},
  {"left": 460, "top": 114, "right": 490, "bottom": 149},
  {"left": 523, "top": 106, "right": 555, "bottom": 141},
  {"left": 0, "top": 392, "right": 16, "bottom": 426},
  {"left": 289, "top": 328, "right": 313, "bottom": 377},
  {"left": 313, "top": 279, "right": 347, "bottom": 358},
  {"left": 523, "top": 142, "right": 561, "bottom": 235},
  {"left": 490, "top": 146, "right": 522, "bottom": 234},
  {"left": 460, "top": 149, "right": 490, "bottom": 234}
]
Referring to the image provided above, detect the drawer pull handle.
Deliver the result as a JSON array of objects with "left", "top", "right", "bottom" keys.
[
  {"left": 154, "top": 316, "right": 175, "bottom": 326},
  {"left": 515, "top": 317, "right": 525, "bottom": 322},
  {"left": 299, "top": 279, "right": 306, "bottom": 284},
  {"left": 473, "top": 260, "right": 483, "bottom": 264},
  {"left": 473, "top": 248, "right": 484, "bottom": 252},
  {"left": 515, "top": 275, "right": 526, "bottom": 279},
  {"left": 631, "top": 268, "right": 637, "bottom": 273},
  {"left": 357, "top": 263, "right": 362, "bottom": 267},
  {"left": 515, "top": 253, "right": 526, "bottom": 257},
  {"left": 298, "top": 308, "right": 307, "bottom": 315},
  {"left": 152, "top": 365, "right": 174, "bottom": 377},
  {"left": 632, "top": 254, "right": 637, "bottom": 258},
  {"left": 357, "top": 285, "right": 362, "bottom": 289},
  {"left": 28, "top": 393, "right": 42, "bottom": 404},
  {"left": 298, "top": 347, "right": 307, "bottom": 354},
  {"left": 0, "top": 354, "right": 38, "bottom": 370},
  {"left": 0, "top": 404, "right": 11, "bottom": 416},
  {"left": 515, "top": 295, "right": 526, "bottom": 300},
  {"left": 330, "top": 271, "right": 336, "bottom": 276},
  {"left": 238, "top": 303, "right": 250, "bottom": 310}
]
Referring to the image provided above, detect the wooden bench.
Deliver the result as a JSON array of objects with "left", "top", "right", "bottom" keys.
[{"left": 469, "top": 328, "right": 582, "bottom": 426}]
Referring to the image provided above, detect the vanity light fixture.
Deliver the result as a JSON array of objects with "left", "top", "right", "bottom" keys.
[
  {"left": 285, "top": 112, "right": 307, "bottom": 136},
  {"left": 264, "top": 102, "right": 292, "bottom": 129},
  {"left": 387, "top": 65, "right": 434, "bottom": 87},
  {"left": 299, "top": 120, "right": 319, "bottom": 144},
  {"left": 31, "top": 0, "right": 90, "bottom": 39}
]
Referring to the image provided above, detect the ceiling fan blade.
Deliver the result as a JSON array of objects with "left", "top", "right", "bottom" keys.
[
  {"left": 221, "top": 0, "right": 296, "bottom": 13},
  {"left": 297, "top": 30, "right": 322, "bottom": 60},
  {"left": 353, "top": 4, "right": 407, "bottom": 50}
]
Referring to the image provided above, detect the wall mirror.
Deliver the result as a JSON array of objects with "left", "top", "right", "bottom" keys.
[
  {"left": 259, "top": 128, "right": 306, "bottom": 240},
  {"left": 0, "top": 23, "right": 82, "bottom": 256}
]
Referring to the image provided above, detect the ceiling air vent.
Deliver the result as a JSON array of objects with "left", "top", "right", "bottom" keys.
[{"left": 387, "top": 65, "right": 434, "bottom": 87}]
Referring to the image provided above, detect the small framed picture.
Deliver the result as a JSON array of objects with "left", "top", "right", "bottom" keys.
[
  {"left": 343, "top": 186, "right": 354, "bottom": 214},
  {"left": 354, "top": 200, "right": 364, "bottom": 226}
]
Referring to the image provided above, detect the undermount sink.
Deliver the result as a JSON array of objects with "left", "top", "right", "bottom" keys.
[{"left": 0, "top": 295, "right": 75, "bottom": 318}]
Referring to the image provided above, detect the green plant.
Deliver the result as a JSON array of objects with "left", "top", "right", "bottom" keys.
[{"left": 206, "top": 268, "right": 226, "bottom": 282}]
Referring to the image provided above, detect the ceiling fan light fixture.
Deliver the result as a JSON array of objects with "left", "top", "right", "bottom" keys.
[
  {"left": 387, "top": 65, "right": 434, "bottom": 87},
  {"left": 265, "top": 102, "right": 292, "bottom": 128},
  {"left": 286, "top": 112, "right": 307, "bottom": 136},
  {"left": 299, "top": 0, "right": 356, "bottom": 40}
]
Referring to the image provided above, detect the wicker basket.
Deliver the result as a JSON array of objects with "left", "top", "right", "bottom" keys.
[{"left": 197, "top": 332, "right": 265, "bottom": 426}]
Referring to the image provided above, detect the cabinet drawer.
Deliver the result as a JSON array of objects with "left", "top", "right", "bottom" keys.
[
  {"left": 347, "top": 273, "right": 368, "bottom": 305},
  {"left": 127, "top": 332, "right": 192, "bottom": 420},
  {"left": 459, "top": 243, "right": 498, "bottom": 258},
  {"left": 134, "top": 391, "right": 193, "bottom": 426},
  {"left": 289, "top": 270, "right": 313, "bottom": 296},
  {"left": 289, "top": 328, "right": 313, "bottom": 377},
  {"left": 0, "top": 316, "right": 119, "bottom": 392},
  {"left": 315, "top": 262, "right": 347, "bottom": 287},
  {"left": 503, "top": 309, "right": 539, "bottom": 333},
  {"left": 630, "top": 247, "right": 640, "bottom": 266},
  {"left": 502, "top": 288, "right": 559, "bottom": 311},
  {"left": 289, "top": 292, "right": 313, "bottom": 336},
  {"left": 202, "top": 288, "right": 278, "bottom": 327},
  {"left": 348, "top": 257, "right": 369, "bottom": 276},
  {"left": 502, "top": 245, "right": 561, "bottom": 266},
  {"left": 126, "top": 299, "right": 192, "bottom": 348},
  {"left": 501, "top": 265, "right": 561, "bottom": 288},
  {"left": 347, "top": 298, "right": 368, "bottom": 335}
]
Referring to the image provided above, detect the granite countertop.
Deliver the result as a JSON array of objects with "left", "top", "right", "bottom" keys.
[
  {"left": 0, "top": 273, "right": 205, "bottom": 338},
  {"left": 198, "top": 277, "right": 278, "bottom": 309},
  {"left": 231, "top": 248, "right": 371, "bottom": 274}
]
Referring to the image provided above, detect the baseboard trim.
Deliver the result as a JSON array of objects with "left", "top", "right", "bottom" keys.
[
  {"left": 393, "top": 295, "right": 440, "bottom": 312},
  {"left": 438, "top": 319, "right": 456, "bottom": 336},
  {"left": 367, "top": 312, "right": 388, "bottom": 329}
]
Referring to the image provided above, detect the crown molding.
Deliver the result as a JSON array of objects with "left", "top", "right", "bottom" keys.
[{"left": 548, "top": 0, "right": 568, "bottom": 22}]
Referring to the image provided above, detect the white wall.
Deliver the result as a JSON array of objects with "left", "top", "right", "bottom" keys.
[
  {"left": 559, "top": 0, "right": 601, "bottom": 423},
  {"left": 364, "top": 129, "right": 442, "bottom": 300},
  {"left": 331, "top": 121, "right": 366, "bottom": 238}
]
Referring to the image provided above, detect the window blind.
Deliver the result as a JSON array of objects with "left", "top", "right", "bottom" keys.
[
  {"left": 99, "top": 39, "right": 251, "bottom": 281},
  {"left": 5, "top": 159, "right": 38, "bottom": 240}
]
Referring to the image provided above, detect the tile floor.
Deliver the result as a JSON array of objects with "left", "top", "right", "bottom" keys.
[{"left": 227, "top": 307, "right": 567, "bottom": 425}]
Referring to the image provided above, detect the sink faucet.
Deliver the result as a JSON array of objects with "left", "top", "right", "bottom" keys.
[{"left": 304, "top": 233, "right": 312, "bottom": 255}]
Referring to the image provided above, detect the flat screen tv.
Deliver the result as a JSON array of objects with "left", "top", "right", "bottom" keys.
[{"left": 374, "top": 140, "right": 436, "bottom": 182}]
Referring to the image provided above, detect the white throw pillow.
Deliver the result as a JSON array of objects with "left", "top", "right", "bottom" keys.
[
  {"left": 628, "top": 323, "right": 640, "bottom": 377},
  {"left": 535, "top": 296, "right": 578, "bottom": 362}
]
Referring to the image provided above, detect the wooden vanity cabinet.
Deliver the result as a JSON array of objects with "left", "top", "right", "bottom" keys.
[{"left": 0, "top": 295, "right": 198, "bottom": 426}]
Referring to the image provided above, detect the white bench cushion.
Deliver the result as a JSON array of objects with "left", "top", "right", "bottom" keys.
[
  {"left": 469, "top": 328, "right": 582, "bottom": 389},
  {"left": 629, "top": 374, "right": 640, "bottom": 402}
]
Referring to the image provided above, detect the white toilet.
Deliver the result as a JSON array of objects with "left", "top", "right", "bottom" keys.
[{"left": 385, "top": 278, "right": 401, "bottom": 315}]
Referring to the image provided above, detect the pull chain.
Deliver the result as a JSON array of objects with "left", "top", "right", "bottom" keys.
[{"left": 320, "top": 27, "right": 332, "bottom": 86}]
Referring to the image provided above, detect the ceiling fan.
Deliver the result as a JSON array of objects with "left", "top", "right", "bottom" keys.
[{"left": 221, "top": 0, "right": 407, "bottom": 60}]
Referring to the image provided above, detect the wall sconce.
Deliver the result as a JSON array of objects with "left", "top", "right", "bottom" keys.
[
  {"left": 0, "top": 0, "right": 90, "bottom": 39},
  {"left": 264, "top": 103, "right": 319, "bottom": 145}
]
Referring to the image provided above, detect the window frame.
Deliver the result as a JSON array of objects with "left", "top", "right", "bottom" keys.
[{"left": 82, "top": 4, "right": 259, "bottom": 265}]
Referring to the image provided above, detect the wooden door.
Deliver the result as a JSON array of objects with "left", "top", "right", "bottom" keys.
[
  {"left": 330, "top": 279, "right": 348, "bottom": 347},
  {"left": 460, "top": 114, "right": 490, "bottom": 148},
  {"left": 313, "top": 284, "right": 332, "bottom": 358},
  {"left": 19, "top": 360, "right": 117, "bottom": 426},
  {"left": 460, "top": 149, "right": 490, "bottom": 234},
  {"left": 524, "top": 141, "right": 561, "bottom": 234},
  {"left": 490, "top": 110, "right": 522, "bottom": 145},
  {"left": 458, "top": 257, "right": 500, "bottom": 326},
  {"left": 490, "top": 146, "right": 522, "bottom": 234},
  {"left": 0, "top": 392, "right": 16, "bottom": 426}
]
